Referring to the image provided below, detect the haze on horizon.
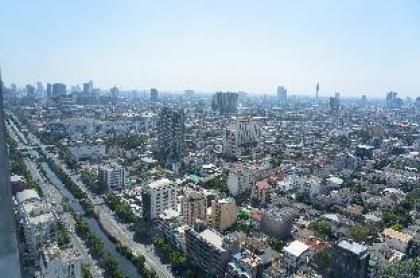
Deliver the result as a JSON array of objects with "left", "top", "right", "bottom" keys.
[{"left": 1, "top": 0, "right": 420, "bottom": 97}]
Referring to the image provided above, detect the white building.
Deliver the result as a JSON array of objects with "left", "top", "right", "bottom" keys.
[
  {"left": 69, "top": 143, "right": 105, "bottom": 161},
  {"left": 227, "top": 164, "right": 256, "bottom": 196},
  {"left": 141, "top": 178, "right": 178, "bottom": 219},
  {"left": 40, "top": 244, "right": 82, "bottom": 278},
  {"left": 16, "top": 189, "right": 57, "bottom": 259},
  {"left": 283, "top": 240, "right": 311, "bottom": 270},
  {"left": 222, "top": 118, "right": 261, "bottom": 158},
  {"left": 98, "top": 164, "right": 126, "bottom": 190}
]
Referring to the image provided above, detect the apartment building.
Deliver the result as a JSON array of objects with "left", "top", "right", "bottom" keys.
[
  {"left": 141, "top": 178, "right": 178, "bottom": 220},
  {"left": 40, "top": 244, "right": 82, "bottom": 278},
  {"left": 211, "top": 198, "right": 237, "bottom": 232},
  {"left": 98, "top": 164, "right": 126, "bottom": 190},
  {"left": 181, "top": 190, "right": 207, "bottom": 227}
]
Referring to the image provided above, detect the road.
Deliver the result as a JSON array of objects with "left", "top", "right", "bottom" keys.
[
  {"left": 10, "top": 113, "right": 173, "bottom": 278},
  {"left": 8, "top": 121, "right": 103, "bottom": 278}
]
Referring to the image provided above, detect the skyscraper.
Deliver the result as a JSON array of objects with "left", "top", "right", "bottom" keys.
[
  {"left": 150, "top": 88, "right": 158, "bottom": 102},
  {"left": 83, "top": 82, "right": 90, "bottom": 94},
  {"left": 0, "top": 72, "right": 22, "bottom": 277},
  {"left": 316, "top": 82, "right": 320, "bottom": 102},
  {"left": 211, "top": 92, "right": 239, "bottom": 115},
  {"left": 26, "top": 84, "right": 35, "bottom": 98},
  {"left": 386, "top": 91, "right": 402, "bottom": 108},
  {"left": 330, "top": 93, "right": 340, "bottom": 115},
  {"left": 277, "top": 86, "right": 287, "bottom": 104},
  {"left": 46, "top": 83, "right": 52, "bottom": 99},
  {"left": 156, "top": 107, "right": 185, "bottom": 166}
]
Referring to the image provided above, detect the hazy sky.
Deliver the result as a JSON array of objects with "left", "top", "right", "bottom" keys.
[{"left": 1, "top": 0, "right": 420, "bottom": 97}]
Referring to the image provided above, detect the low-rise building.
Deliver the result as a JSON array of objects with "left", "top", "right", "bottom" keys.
[
  {"left": 383, "top": 228, "right": 413, "bottom": 253},
  {"left": 16, "top": 189, "right": 58, "bottom": 261},
  {"left": 40, "top": 244, "right": 82, "bottom": 278},
  {"left": 283, "top": 240, "right": 311, "bottom": 271},
  {"left": 226, "top": 250, "right": 264, "bottom": 278}
]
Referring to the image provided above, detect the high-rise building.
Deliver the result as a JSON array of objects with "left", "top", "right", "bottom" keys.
[
  {"left": 386, "top": 91, "right": 402, "bottom": 108},
  {"left": 52, "top": 83, "right": 66, "bottom": 98},
  {"left": 211, "top": 92, "right": 239, "bottom": 115},
  {"left": 277, "top": 86, "right": 287, "bottom": 104},
  {"left": 227, "top": 164, "right": 256, "bottom": 196},
  {"left": 110, "top": 86, "right": 119, "bottom": 98},
  {"left": 83, "top": 83, "right": 90, "bottom": 94},
  {"left": 222, "top": 117, "right": 261, "bottom": 159},
  {"left": 332, "top": 240, "right": 369, "bottom": 278},
  {"left": 156, "top": 107, "right": 185, "bottom": 166},
  {"left": 211, "top": 198, "right": 237, "bottom": 232},
  {"left": 141, "top": 178, "right": 178, "bottom": 220},
  {"left": 316, "top": 82, "right": 320, "bottom": 102},
  {"left": 0, "top": 72, "right": 22, "bottom": 277},
  {"left": 181, "top": 190, "right": 207, "bottom": 226},
  {"left": 185, "top": 226, "right": 231, "bottom": 277},
  {"left": 329, "top": 95, "right": 340, "bottom": 115},
  {"left": 98, "top": 165, "right": 126, "bottom": 191},
  {"left": 150, "top": 88, "right": 158, "bottom": 102},
  {"left": 26, "top": 84, "right": 36, "bottom": 98},
  {"left": 47, "top": 83, "right": 52, "bottom": 99},
  {"left": 36, "top": 82, "right": 44, "bottom": 96},
  {"left": 46, "top": 83, "right": 67, "bottom": 104}
]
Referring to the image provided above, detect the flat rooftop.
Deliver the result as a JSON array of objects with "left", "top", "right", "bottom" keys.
[
  {"left": 338, "top": 240, "right": 367, "bottom": 255},
  {"left": 283, "top": 240, "right": 310, "bottom": 257},
  {"left": 148, "top": 178, "right": 173, "bottom": 189}
]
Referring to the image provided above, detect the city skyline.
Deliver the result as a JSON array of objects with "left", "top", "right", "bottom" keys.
[{"left": 1, "top": 0, "right": 420, "bottom": 97}]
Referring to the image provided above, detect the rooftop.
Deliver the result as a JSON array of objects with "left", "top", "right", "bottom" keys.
[
  {"left": 338, "top": 240, "right": 367, "bottom": 255},
  {"left": 199, "top": 229, "right": 226, "bottom": 251},
  {"left": 16, "top": 189, "right": 40, "bottom": 204},
  {"left": 283, "top": 240, "right": 310, "bottom": 257},
  {"left": 383, "top": 228, "right": 413, "bottom": 243},
  {"left": 148, "top": 178, "right": 173, "bottom": 189}
]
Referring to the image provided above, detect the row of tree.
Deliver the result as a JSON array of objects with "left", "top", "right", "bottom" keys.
[
  {"left": 116, "top": 242, "right": 158, "bottom": 278},
  {"left": 105, "top": 192, "right": 139, "bottom": 224},
  {"left": 153, "top": 237, "right": 188, "bottom": 266},
  {"left": 8, "top": 137, "right": 43, "bottom": 196},
  {"left": 44, "top": 157, "right": 94, "bottom": 215},
  {"left": 71, "top": 211, "right": 125, "bottom": 278}
]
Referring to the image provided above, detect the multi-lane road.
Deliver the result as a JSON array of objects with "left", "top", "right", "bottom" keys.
[
  {"left": 7, "top": 121, "right": 103, "bottom": 277},
  {"left": 9, "top": 113, "right": 173, "bottom": 278}
]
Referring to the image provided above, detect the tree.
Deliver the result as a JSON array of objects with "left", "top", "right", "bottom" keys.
[
  {"left": 383, "top": 258, "right": 420, "bottom": 278},
  {"left": 268, "top": 237, "right": 284, "bottom": 252},
  {"left": 57, "top": 221, "right": 70, "bottom": 247},
  {"left": 347, "top": 223, "right": 374, "bottom": 243},
  {"left": 312, "top": 248, "right": 333, "bottom": 276},
  {"left": 81, "top": 263, "right": 93, "bottom": 278},
  {"left": 309, "top": 219, "right": 332, "bottom": 239}
]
